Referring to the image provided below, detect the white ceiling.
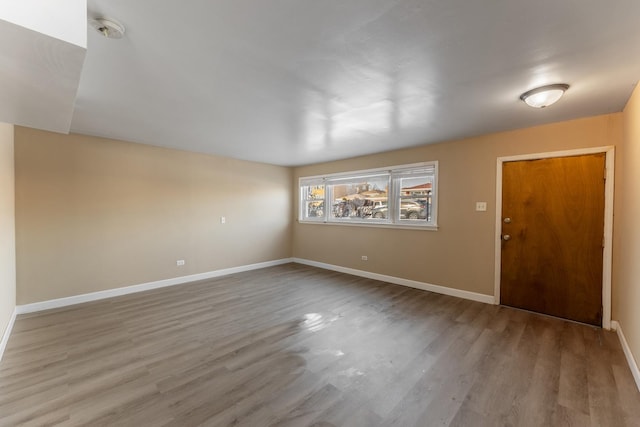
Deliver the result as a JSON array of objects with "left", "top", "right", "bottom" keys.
[
  {"left": 69, "top": 1, "right": 640, "bottom": 165},
  {"left": 0, "top": 1, "right": 86, "bottom": 134}
]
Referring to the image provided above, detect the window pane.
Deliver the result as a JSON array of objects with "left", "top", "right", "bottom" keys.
[
  {"left": 328, "top": 176, "right": 389, "bottom": 220},
  {"left": 300, "top": 183, "right": 325, "bottom": 220},
  {"left": 398, "top": 175, "right": 433, "bottom": 221}
]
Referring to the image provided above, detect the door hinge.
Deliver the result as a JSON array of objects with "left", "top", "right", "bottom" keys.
[{"left": 604, "top": 167, "right": 607, "bottom": 181}]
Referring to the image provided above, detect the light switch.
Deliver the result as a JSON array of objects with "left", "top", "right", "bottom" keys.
[
  {"left": 475, "top": 202, "right": 487, "bottom": 212},
  {"left": 220, "top": 216, "right": 226, "bottom": 224}
]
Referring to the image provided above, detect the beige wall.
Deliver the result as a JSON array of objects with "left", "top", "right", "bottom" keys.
[
  {"left": 293, "top": 114, "right": 623, "bottom": 297},
  {"left": 0, "top": 123, "right": 16, "bottom": 339},
  {"left": 15, "top": 127, "right": 292, "bottom": 304},
  {"left": 616, "top": 86, "right": 640, "bottom": 370}
]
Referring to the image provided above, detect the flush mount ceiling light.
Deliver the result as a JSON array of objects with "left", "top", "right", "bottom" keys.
[
  {"left": 520, "top": 83, "right": 570, "bottom": 108},
  {"left": 90, "top": 18, "right": 125, "bottom": 39}
]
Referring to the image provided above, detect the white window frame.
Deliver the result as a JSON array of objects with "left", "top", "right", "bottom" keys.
[{"left": 298, "top": 161, "right": 438, "bottom": 230}]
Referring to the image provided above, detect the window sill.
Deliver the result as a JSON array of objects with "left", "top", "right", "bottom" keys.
[{"left": 298, "top": 220, "right": 439, "bottom": 231}]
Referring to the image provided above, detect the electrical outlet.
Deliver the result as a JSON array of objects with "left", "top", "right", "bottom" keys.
[
  {"left": 361, "top": 255, "right": 368, "bottom": 261},
  {"left": 475, "top": 202, "right": 487, "bottom": 212},
  {"left": 176, "top": 259, "right": 185, "bottom": 266}
]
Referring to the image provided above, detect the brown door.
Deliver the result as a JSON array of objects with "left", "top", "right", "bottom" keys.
[{"left": 500, "top": 154, "right": 605, "bottom": 326}]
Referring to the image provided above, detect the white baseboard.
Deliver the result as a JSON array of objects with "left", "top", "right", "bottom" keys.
[
  {"left": 16, "top": 258, "right": 294, "bottom": 315},
  {"left": 611, "top": 320, "right": 640, "bottom": 392},
  {"left": 13, "top": 256, "right": 492, "bottom": 330},
  {"left": 292, "top": 258, "right": 495, "bottom": 305},
  {"left": 0, "top": 307, "right": 17, "bottom": 362}
]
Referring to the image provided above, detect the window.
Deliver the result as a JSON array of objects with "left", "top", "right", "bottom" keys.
[
  {"left": 299, "top": 162, "right": 438, "bottom": 229},
  {"left": 300, "top": 179, "right": 325, "bottom": 221}
]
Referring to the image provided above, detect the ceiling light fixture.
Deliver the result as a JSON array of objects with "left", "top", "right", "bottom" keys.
[
  {"left": 520, "top": 83, "right": 569, "bottom": 108},
  {"left": 90, "top": 18, "right": 125, "bottom": 39}
]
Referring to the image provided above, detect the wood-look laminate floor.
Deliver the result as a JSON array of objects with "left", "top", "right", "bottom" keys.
[{"left": 1, "top": 264, "right": 639, "bottom": 427}]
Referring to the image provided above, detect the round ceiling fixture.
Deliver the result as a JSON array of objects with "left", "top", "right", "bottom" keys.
[
  {"left": 90, "top": 18, "right": 125, "bottom": 39},
  {"left": 520, "top": 84, "right": 570, "bottom": 108}
]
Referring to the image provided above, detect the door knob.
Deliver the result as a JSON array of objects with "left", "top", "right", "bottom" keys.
[
  {"left": 503, "top": 234, "right": 511, "bottom": 241},
  {"left": 503, "top": 217, "right": 511, "bottom": 224}
]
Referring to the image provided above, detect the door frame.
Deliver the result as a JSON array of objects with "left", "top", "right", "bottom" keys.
[{"left": 494, "top": 146, "right": 615, "bottom": 329}]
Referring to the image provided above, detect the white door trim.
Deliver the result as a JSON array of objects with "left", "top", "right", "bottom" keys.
[{"left": 494, "top": 146, "right": 614, "bottom": 329}]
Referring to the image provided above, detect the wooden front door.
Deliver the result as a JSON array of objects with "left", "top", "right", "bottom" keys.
[{"left": 500, "top": 154, "right": 606, "bottom": 326}]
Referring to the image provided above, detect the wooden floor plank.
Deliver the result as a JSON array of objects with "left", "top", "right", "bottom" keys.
[{"left": 0, "top": 263, "right": 637, "bottom": 426}]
